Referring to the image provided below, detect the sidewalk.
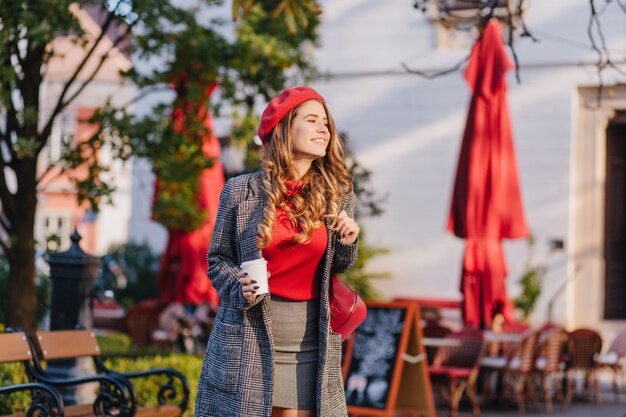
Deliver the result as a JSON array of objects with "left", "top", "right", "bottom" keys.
[
  {"left": 447, "top": 381, "right": 626, "bottom": 417},
  {"left": 481, "top": 401, "right": 626, "bottom": 417}
]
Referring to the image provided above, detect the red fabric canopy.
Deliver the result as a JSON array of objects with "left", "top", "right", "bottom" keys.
[
  {"left": 447, "top": 20, "right": 529, "bottom": 328},
  {"left": 156, "top": 83, "right": 224, "bottom": 310}
]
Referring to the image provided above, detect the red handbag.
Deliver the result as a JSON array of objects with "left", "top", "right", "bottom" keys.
[{"left": 329, "top": 275, "right": 367, "bottom": 341}]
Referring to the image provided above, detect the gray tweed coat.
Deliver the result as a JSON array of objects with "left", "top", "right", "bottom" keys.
[{"left": 194, "top": 170, "right": 358, "bottom": 417}]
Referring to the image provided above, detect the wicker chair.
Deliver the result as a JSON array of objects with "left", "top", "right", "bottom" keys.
[
  {"left": 565, "top": 328, "right": 603, "bottom": 404},
  {"left": 480, "top": 330, "right": 540, "bottom": 414},
  {"left": 429, "top": 328, "right": 485, "bottom": 417},
  {"left": 534, "top": 327, "right": 569, "bottom": 412},
  {"left": 595, "top": 328, "right": 626, "bottom": 400},
  {"left": 422, "top": 323, "right": 452, "bottom": 365}
]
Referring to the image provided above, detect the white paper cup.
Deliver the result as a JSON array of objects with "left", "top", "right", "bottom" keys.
[{"left": 240, "top": 258, "right": 269, "bottom": 295}]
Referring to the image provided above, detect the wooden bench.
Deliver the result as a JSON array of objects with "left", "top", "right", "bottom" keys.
[
  {"left": 29, "top": 329, "right": 188, "bottom": 417},
  {"left": 0, "top": 331, "right": 65, "bottom": 417}
]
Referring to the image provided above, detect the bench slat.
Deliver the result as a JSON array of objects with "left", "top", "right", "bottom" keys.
[
  {"left": 63, "top": 404, "right": 181, "bottom": 417},
  {"left": 35, "top": 330, "right": 100, "bottom": 360},
  {"left": 0, "top": 333, "right": 34, "bottom": 363},
  {"left": 64, "top": 404, "right": 94, "bottom": 417},
  {"left": 136, "top": 405, "right": 182, "bottom": 417}
]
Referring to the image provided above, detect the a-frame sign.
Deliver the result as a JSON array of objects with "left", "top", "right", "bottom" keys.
[{"left": 344, "top": 301, "right": 435, "bottom": 417}]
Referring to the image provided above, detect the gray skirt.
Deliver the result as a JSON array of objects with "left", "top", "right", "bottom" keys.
[{"left": 270, "top": 295, "right": 320, "bottom": 410}]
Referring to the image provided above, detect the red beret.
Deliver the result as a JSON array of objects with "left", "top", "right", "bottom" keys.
[{"left": 258, "top": 86, "right": 325, "bottom": 144}]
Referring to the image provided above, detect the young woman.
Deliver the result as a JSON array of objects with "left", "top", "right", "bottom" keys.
[{"left": 195, "top": 86, "right": 359, "bottom": 417}]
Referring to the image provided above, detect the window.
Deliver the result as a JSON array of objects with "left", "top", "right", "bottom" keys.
[
  {"left": 46, "top": 111, "right": 74, "bottom": 164},
  {"left": 43, "top": 212, "right": 72, "bottom": 252}
]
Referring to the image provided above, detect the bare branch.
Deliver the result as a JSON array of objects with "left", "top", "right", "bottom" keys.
[
  {"left": 39, "top": 16, "right": 135, "bottom": 153},
  {"left": 516, "top": 0, "right": 539, "bottom": 42},
  {"left": 506, "top": 1, "right": 521, "bottom": 83},
  {"left": 61, "top": 22, "right": 133, "bottom": 110},
  {"left": 588, "top": 0, "right": 606, "bottom": 104},
  {"left": 587, "top": 0, "right": 626, "bottom": 103},
  {"left": 39, "top": 6, "right": 119, "bottom": 143},
  {"left": 3, "top": 95, "right": 20, "bottom": 167},
  {"left": 0, "top": 235, "right": 13, "bottom": 261},
  {"left": 0, "top": 159, "right": 17, "bottom": 225},
  {"left": 0, "top": 113, "right": 17, "bottom": 164},
  {"left": 2, "top": 41, "right": 22, "bottom": 153},
  {"left": 9, "top": 37, "right": 26, "bottom": 75},
  {"left": 36, "top": 164, "right": 67, "bottom": 188},
  {"left": 402, "top": 54, "right": 470, "bottom": 79},
  {"left": 0, "top": 212, "right": 11, "bottom": 236},
  {"left": 119, "top": 84, "right": 171, "bottom": 109}
]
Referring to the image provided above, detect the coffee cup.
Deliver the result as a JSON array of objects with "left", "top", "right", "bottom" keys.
[{"left": 240, "top": 258, "right": 269, "bottom": 294}]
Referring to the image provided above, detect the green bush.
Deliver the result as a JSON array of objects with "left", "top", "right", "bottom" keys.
[
  {"left": 96, "top": 333, "right": 173, "bottom": 358},
  {"left": 96, "top": 332, "right": 134, "bottom": 356},
  {"left": 97, "top": 332, "right": 202, "bottom": 415},
  {"left": 0, "top": 362, "right": 30, "bottom": 415},
  {"left": 104, "top": 354, "right": 202, "bottom": 416},
  {"left": 98, "top": 243, "right": 161, "bottom": 310},
  {"left": 513, "top": 234, "right": 549, "bottom": 320}
]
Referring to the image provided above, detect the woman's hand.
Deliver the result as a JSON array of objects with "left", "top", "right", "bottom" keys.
[
  {"left": 335, "top": 210, "right": 360, "bottom": 245},
  {"left": 238, "top": 270, "right": 270, "bottom": 301}
]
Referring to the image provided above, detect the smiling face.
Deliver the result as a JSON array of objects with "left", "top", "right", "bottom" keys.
[{"left": 290, "top": 100, "right": 330, "bottom": 164}]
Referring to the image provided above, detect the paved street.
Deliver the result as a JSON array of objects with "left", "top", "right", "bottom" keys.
[
  {"left": 438, "top": 380, "right": 626, "bottom": 417},
  {"left": 481, "top": 401, "right": 626, "bottom": 417}
]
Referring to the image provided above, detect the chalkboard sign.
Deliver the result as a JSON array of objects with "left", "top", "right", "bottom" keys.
[{"left": 345, "top": 301, "right": 435, "bottom": 417}]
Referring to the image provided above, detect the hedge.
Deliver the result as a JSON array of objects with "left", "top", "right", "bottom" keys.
[{"left": 0, "top": 362, "right": 30, "bottom": 415}]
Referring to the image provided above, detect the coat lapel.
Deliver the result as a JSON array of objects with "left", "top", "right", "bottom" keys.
[{"left": 236, "top": 173, "right": 267, "bottom": 263}]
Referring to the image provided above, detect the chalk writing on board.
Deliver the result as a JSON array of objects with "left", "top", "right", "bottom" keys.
[{"left": 345, "top": 306, "right": 406, "bottom": 409}]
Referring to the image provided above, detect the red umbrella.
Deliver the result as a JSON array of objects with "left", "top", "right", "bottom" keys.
[
  {"left": 156, "top": 82, "right": 224, "bottom": 311},
  {"left": 447, "top": 19, "right": 529, "bottom": 329}
]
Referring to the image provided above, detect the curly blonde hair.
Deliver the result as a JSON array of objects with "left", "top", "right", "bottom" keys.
[{"left": 256, "top": 100, "right": 352, "bottom": 249}]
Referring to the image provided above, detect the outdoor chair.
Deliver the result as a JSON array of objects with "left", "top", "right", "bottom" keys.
[
  {"left": 428, "top": 328, "right": 485, "bottom": 417},
  {"left": 595, "top": 328, "right": 626, "bottom": 400},
  {"left": 422, "top": 323, "right": 452, "bottom": 365},
  {"left": 565, "top": 328, "right": 603, "bottom": 404},
  {"left": 534, "top": 327, "right": 569, "bottom": 412},
  {"left": 480, "top": 329, "right": 540, "bottom": 414},
  {"left": 28, "top": 328, "right": 189, "bottom": 417},
  {"left": 501, "top": 321, "right": 531, "bottom": 334},
  {"left": 0, "top": 331, "right": 65, "bottom": 417}
]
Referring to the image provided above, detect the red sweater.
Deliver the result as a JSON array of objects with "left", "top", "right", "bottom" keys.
[{"left": 261, "top": 181, "right": 327, "bottom": 300}]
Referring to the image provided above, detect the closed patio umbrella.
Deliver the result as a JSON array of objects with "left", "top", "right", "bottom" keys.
[
  {"left": 447, "top": 19, "right": 529, "bottom": 328},
  {"left": 156, "top": 81, "right": 224, "bottom": 311}
]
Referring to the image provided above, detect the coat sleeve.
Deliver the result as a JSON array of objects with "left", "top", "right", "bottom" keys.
[
  {"left": 331, "top": 191, "right": 359, "bottom": 274},
  {"left": 207, "top": 178, "right": 265, "bottom": 310}
]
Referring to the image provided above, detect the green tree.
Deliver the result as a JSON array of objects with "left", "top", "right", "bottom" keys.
[
  {"left": 341, "top": 135, "right": 390, "bottom": 299},
  {"left": 0, "top": 0, "right": 319, "bottom": 330}
]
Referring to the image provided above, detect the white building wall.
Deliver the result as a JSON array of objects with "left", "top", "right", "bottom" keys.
[
  {"left": 124, "top": 0, "right": 625, "bottom": 333},
  {"left": 307, "top": 0, "right": 625, "bottom": 328},
  {"left": 127, "top": 157, "right": 168, "bottom": 253}
]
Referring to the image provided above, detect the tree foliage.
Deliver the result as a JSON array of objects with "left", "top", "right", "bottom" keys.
[
  {"left": 92, "top": 0, "right": 321, "bottom": 230},
  {"left": 0, "top": 0, "right": 320, "bottom": 329},
  {"left": 341, "top": 136, "right": 390, "bottom": 299}
]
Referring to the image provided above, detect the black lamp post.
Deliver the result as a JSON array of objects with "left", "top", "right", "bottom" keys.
[{"left": 46, "top": 229, "right": 101, "bottom": 404}]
